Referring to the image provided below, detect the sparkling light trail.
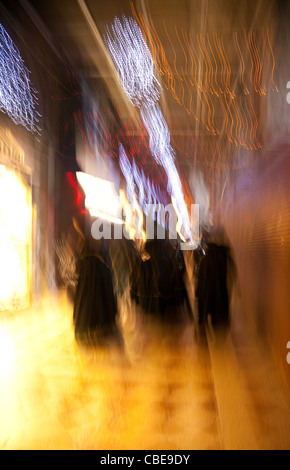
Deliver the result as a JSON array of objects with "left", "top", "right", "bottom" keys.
[
  {"left": 105, "top": 16, "right": 193, "bottom": 242},
  {"left": 119, "top": 143, "right": 136, "bottom": 204},
  {"left": 130, "top": 6, "right": 279, "bottom": 151},
  {"left": 104, "top": 16, "right": 161, "bottom": 109},
  {"left": 0, "top": 23, "right": 41, "bottom": 135},
  {"left": 119, "top": 143, "right": 161, "bottom": 217}
]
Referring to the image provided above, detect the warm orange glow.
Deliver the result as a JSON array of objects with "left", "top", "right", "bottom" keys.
[
  {"left": 0, "top": 329, "right": 15, "bottom": 378},
  {"left": 171, "top": 196, "right": 187, "bottom": 243},
  {"left": 133, "top": 195, "right": 146, "bottom": 242},
  {"left": 119, "top": 189, "right": 136, "bottom": 241},
  {"left": 76, "top": 172, "right": 124, "bottom": 224},
  {"left": 130, "top": 5, "right": 271, "bottom": 151},
  {"left": 234, "top": 32, "right": 249, "bottom": 95},
  {"left": 0, "top": 165, "right": 32, "bottom": 310},
  {"left": 251, "top": 32, "right": 265, "bottom": 96}
]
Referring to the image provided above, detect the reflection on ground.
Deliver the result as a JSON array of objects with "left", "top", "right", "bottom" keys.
[{"left": 0, "top": 290, "right": 289, "bottom": 450}]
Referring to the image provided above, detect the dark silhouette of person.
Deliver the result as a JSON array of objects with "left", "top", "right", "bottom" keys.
[
  {"left": 140, "top": 237, "right": 175, "bottom": 316},
  {"left": 193, "top": 227, "right": 209, "bottom": 279},
  {"left": 72, "top": 217, "right": 119, "bottom": 344},
  {"left": 195, "top": 225, "right": 236, "bottom": 339},
  {"left": 137, "top": 230, "right": 193, "bottom": 323},
  {"left": 109, "top": 236, "right": 142, "bottom": 302}
]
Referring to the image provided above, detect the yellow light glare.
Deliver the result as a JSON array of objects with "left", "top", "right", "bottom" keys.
[
  {"left": 120, "top": 189, "right": 135, "bottom": 240},
  {"left": 0, "top": 329, "right": 15, "bottom": 378},
  {"left": 171, "top": 196, "right": 187, "bottom": 242},
  {"left": 133, "top": 195, "right": 146, "bottom": 242},
  {"left": 0, "top": 165, "right": 31, "bottom": 242},
  {"left": 76, "top": 172, "right": 122, "bottom": 221},
  {"left": 0, "top": 165, "right": 32, "bottom": 309}
]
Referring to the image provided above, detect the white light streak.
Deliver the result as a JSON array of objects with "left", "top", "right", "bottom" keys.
[
  {"left": 104, "top": 16, "right": 160, "bottom": 108},
  {"left": 119, "top": 143, "right": 136, "bottom": 203},
  {"left": 0, "top": 23, "right": 41, "bottom": 135},
  {"left": 132, "top": 159, "right": 145, "bottom": 209},
  {"left": 119, "top": 145, "right": 167, "bottom": 230},
  {"left": 105, "top": 17, "right": 193, "bottom": 241},
  {"left": 119, "top": 144, "right": 156, "bottom": 217},
  {"left": 76, "top": 171, "right": 123, "bottom": 223}
]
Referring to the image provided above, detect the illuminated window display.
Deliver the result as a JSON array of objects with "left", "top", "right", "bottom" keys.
[{"left": 0, "top": 130, "right": 32, "bottom": 311}]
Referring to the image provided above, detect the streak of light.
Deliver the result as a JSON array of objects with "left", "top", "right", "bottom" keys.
[
  {"left": 105, "top": 17, "right": 193, "bottom": 242},
  {"left": 207, "top": 33, "right": 220, "bottom": 97},
  {"left": 133, "top": 195, "right": 146, "bottom": 242},
  {"left": 250, "top": 31, "right": 265, "bottom": 96},
  {"left": 76, "top": 171, "right": 123, "bottom": 222},
  {"left": 119, "top": 188, "right": 136, "bottom": 240},
  {"left": 245, "top": 30, "right": 256, "bottom": 94},
  {"left": 248, "top": 94, "right": 262, "bottom": 149},
  {"left": 233, "top": 31, "right": 249, "bottom": 95},
  {"left": 267, "top": 27, "right": 279, "bottom": 93},
  {"left": 171, "top": 196, "right": 186, "bottom": 243},
  {"left": 0, "top": 23, "right": 41, "bottom": 135},
  {"left": 130, "top": 5, "right": 276, "bottom": 151},
  {"left": 219, "top": 36, "right": 234, "bottom": 98}
]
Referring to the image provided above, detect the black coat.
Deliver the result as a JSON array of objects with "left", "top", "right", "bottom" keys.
[
  {"left": 73, "top": 251, "right": 117, "bottom": 336},
  {"left": 137, "top": 239, "right": 191, "bottom": 319},
  {"left": 196, "top": 243, "right": 233, "bottom": 327}
]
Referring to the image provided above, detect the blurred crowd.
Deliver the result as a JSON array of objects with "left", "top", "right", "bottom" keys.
[{"left": 56, "top": 215, "right": 237, "bottom": 349}]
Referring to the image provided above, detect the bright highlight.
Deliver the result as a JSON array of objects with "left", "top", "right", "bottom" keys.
[
  {"left": 105, "top": 16, "right": 193, "bottom": 242},
  {"left": 0, "top": 23, "right": 41, "bottom": 135}
]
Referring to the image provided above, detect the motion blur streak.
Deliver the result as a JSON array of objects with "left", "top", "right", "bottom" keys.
[
  {"left": 119, "top": 143, "right": 136, "bottom": 205},
  {"left": 119, "top": 143, "right": 185, "bottom": 240},
  {"left": 131, "top": 5, "right": 280, "bottom": 150},
  {"left": 104, "top": 16, "right": 161, "bottom": 108},
  {"left": 0, "top": 23, "right": 41, "bottom": 135},
  {"left": 76, "top": 172, "right": 123, "bottom": 224},
  {"left": 0, "top": 329, "right": 15, "bottom": 379},
  {"left": 0, "top": 165, "right": 32, "bottom": 311},
  {"left": 105, "top": 16, "right": 193, "bottom": 242}
]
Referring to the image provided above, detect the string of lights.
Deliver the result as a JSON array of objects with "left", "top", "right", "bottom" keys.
[
  {"left": 131, "top": 5, "right": 279, "bottom": 151},
  {"left": 104, "top": 16, "right": 161, "bottom": 109},
  {"left": 105, "top": 16, "right": 193, "bottom": 242},
  {"left": 0, "top": 23, "right": 41, "bottom": 135}
]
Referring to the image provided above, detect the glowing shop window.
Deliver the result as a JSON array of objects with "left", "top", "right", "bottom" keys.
[{"left": 0, "top": 165, "right": 32, "bottom": 310}]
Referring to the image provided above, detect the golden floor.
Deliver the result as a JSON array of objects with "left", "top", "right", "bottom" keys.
[{"left": 0, "top": 291, "right": 289, "bottom": 450}]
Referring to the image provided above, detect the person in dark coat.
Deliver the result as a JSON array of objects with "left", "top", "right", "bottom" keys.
[
  {"left": 195, "top": 226, "right": 236, "bottom": 338},
  {"left": 137, "top": 235, "right": 193, "bottom": 323},
  {"left": 73, "top": 220, "right": 119, "bottom": 344},
  {"left": 140, "top": 237, "right": 175, "bottom": 316}
]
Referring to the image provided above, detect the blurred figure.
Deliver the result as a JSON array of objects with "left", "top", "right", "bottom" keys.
[
  {"left": 195, "top": 225, "right": 237, "bottom": 341},
  {"left": 110, "top": 236, "right": 142, "bottom": 302},
  {"left": 73, "top": 217, "right": 120, "bottom": 345},
  {"left": 137, "top": 229, "right": 193, "bottom": 323},
  {"left": 193, "top": 227, "right": 209, "bottom": 279},
  {"left": 171, "top": 236, "right": 193, "bottom": 319},
  {"left": 139, "top": 237, "right": 174, "bottom": 316},
  {"left": 54, "top": 214, "right": 86, "bottom": 303}
]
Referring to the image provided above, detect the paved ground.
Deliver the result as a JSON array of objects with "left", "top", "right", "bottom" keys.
[{"left": 0, "top": 291, "right": 289, "bottom": 450}]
